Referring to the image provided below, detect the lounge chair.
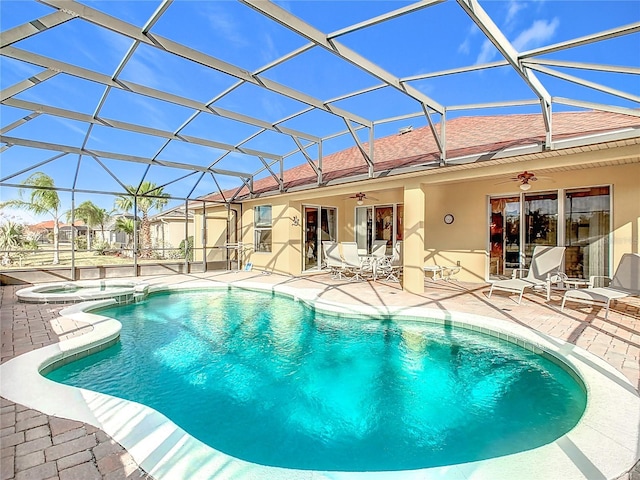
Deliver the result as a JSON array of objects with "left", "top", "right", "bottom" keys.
[
  {"left": 341, "top": 241, "right": 371, "bottom": 281},
  {"left": 488, "top": 245, "right": 566, "bottom": 304},
  {"left": 322, "top": 241, "right": 347, "bottom": 279},
  {"left": 561, "top": 253, "right": 640, "bottom": 319}
]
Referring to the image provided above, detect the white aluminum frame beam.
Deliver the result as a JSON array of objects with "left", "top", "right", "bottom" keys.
[
  {"left": 242, "top": 0, "right": 443, "bottom": 114},
  {"left": 0, "top": 10, "right": 76, "bottom": 47},
  {"left": 520, "top": 22, "right": 640, "bottom": 59},
  {"left": 522, "top": 58, "right": 640, "bottom": 76},
  {"left": 241, "top": 0, "right": 446, "bottom": 159},
  {"left": 456, "top": 0, "right": 553, "bottom": 145},
  {"left": 38, "top": 0, "right": 373, "bottom": 128},
  {"left": 524, "top": 64, "right": 640, "bottom": 104},
  {"left": 1, "top": 47, "right": 321, "bottom": 145},
  {"left": 3, "top": 98, "right": 283, "bottom": 161},
  {"left": 0, "top": 70, "right": 59, "bottom": 102},
  {"left": 0, "top": 136, "right": 250, "bottom": 179},
  {"left": 328, "top": 0, "right": 446, "bottom": 39}
]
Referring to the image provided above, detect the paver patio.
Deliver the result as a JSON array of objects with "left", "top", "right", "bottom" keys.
[{"left": 1, "top": 271, "right": 639, "bottom": 480}]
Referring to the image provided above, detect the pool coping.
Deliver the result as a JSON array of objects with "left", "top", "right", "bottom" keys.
[{"left": 1, "top": 279, "right": 638, "bottom": 480}]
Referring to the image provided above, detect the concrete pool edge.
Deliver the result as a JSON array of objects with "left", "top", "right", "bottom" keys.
[
  {"left": 15, "top": 279, "right": 149, "bottom": 304},
  {"left": 0, "top": 280, "right": 638, "bottom": 480}
]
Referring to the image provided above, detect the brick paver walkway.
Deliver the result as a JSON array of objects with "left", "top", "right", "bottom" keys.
[
  {"left": 1, "top": 273, "right": 639, "bottom": 480},
  {"left": 1, "top": 285, "right": 152, "bottom": 480}
]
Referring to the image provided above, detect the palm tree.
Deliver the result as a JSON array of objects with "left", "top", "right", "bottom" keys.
[
  {"left": 113, "top": 217, "right": 135, "bottom": 249},
  {"left": 66, "top": 201, "right": 110, "bottom": 251},
  {"left": 115, "top": 182, "right": 169, "bottom": 258},
  {"left": 0, "top": 221, "right": 25, "bottom": 266},
  {"left": 0, "top": 172, "right": 62, "bottom": 264}
]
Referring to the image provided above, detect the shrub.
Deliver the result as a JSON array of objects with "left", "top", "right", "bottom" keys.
[
  {"left": 178, "top": 236, "right": 194, "bottom": 261},
  {"left": 74, "top": 236, "right": 87, "bottom": 250}
]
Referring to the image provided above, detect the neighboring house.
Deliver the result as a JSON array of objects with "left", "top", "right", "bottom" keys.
[
  {"left": 25, "top": 220, "right": 54, "bottom": 243},
  {"left": 94, "top": 214, "right": 137, "bottom": 247},
  {"left": 26, "top": 220, "right": 87, "bottom": 244},
  {"left": 149, "top": 206, "right": 194, "bottom": 257},
  {"left": 193, "top": 110, "right": 640, "bottom": 294}
]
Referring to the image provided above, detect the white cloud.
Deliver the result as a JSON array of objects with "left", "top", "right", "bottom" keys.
[
  {"left": 476, "top": 39, "right": 497, "bottom": 64},
  {"left": 260, "top": 32, "right": 280, "bottom": 65},
  {"left": 458, "top": 39, "right": 471, "bottom": 55},
  {"left": 458, "top": 24, "right": 480, "bottom": 55},
  {"left": 512, "top": 18, "right": 559, "bottom": 51},
  {"left": 506, "top": 0, "right": 528, "bottom": 26},
  {"left": 53, "top": 117, "right": 89, "bottom": 137},
  {"left": 201, "top": 4, "right": 248, "bottom": 48}
]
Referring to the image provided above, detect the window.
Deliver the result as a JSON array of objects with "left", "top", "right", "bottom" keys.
[{"left": 254, "top": 205, "right": 272, "bottom": 252}]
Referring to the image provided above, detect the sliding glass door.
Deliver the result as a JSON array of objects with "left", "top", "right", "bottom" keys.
[
  {"left": 303, "top": 206, "right": 337, "bottom": 272},
  {"left": 489, "top": 186, "right": 610, "bottom": 280},
  {"left": 355, "top": 204, "right": 403, "bottom": 255},
  {"left": 565, "top": 187, "right": 610, "bottom": 278},
  {"left": 523, "top": 192, "right": 558, "bottom": 267},
  {"left": 490, "top": 197, "right": 520, "bottom": 277}
]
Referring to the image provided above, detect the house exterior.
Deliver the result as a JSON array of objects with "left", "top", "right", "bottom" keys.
[
  {"left": 149, "top": 206, "right": 195, "bottom": 258},
  {"left": 26, "top": 220, "right": 87, "bottom": 244},
  {"left": 194, "top": 110, "right": 640, "bottom": 294}
]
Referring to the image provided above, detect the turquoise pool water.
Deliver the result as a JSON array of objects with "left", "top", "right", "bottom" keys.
[{"left": 46, "top": 289, "right": 587, "bottom": 471}]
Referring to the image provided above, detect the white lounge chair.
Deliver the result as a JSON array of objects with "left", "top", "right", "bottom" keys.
[
  {"left": 341, "top": 241, "right": 370, "bottom": 281},
  {"left": 488, "top": 245, "right": 566, "bottom": 304},
  {"left": 561, "top": 253, "right": 640, "bottom": 320},
  {"left": 322, "top": 241, "right": 347, "bottom": 279}
]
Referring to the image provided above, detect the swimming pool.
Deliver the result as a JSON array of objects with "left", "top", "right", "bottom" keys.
[
  {"left": 46, "top": 289, "right": 587, "bottom": 471},
  {"left": 1, "top": 278, "right": 638, "bottom": 480}
]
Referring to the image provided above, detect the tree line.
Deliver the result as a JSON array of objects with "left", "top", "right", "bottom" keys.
[{"left": 0, "top": 172, "right": 169, "bottom": 265}]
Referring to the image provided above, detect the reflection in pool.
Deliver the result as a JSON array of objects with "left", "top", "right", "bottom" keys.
[{"left": 46, "top": 289, "right": 587, "bottom": 471}]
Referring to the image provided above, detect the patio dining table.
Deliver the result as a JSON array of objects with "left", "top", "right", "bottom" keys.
[{"left": 359, "top": 254, "right": 393, "bottom": 281}]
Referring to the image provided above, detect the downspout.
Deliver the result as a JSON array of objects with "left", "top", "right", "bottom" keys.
[
  {"left": 133, "top": 195, "right": 138, "bottom": 277},
  {"left": 71, "top": 192, "right": 76, "bottom": 281}
]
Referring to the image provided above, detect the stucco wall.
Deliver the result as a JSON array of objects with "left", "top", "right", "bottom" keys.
[
  {"left": 424, "top": 162, "right": 640, "bottom": 282},
  {"left": 204, "top": 148, "right": 638, "bottom": 286}
]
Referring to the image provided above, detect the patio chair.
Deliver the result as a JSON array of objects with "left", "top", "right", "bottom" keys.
[
  {"left": 561, "top": 253, "right": 640, "bottom": 320},
  {"left": 322, "top": 241, "right": 347, "bottom": 279},
  {"left": 488, "top": 245, "right": 566, "bottom": 304},
  {"left": 378, "top": 241, "right": 403, "bottom": 282},
  {"left": 341, "top": 241, "right": 371, "bottom": 281},
  {"left": 371, "top": 239, "right": 387, "bottom": 258}
]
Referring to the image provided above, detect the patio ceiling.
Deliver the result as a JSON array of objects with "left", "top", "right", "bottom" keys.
[{"left": 1, "top": 0, "right": 639, "bottom": 208}]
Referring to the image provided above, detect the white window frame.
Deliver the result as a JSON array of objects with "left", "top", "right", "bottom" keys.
[{"left": 254, "top": 205, "right": 272, "bottom": 253}]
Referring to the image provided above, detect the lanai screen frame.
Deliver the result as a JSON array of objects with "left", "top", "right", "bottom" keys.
[{"left": 1, "top": 0, "right": 639, "bottom": 275}]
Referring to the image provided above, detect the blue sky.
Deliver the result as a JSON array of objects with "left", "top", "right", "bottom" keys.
[{"left": 1, "top": 0, "right": 639, "bottom": 223}]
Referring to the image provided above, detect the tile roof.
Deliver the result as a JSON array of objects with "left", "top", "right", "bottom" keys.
[
  {"left": 203, "top": 110, "right": 640, "bottom": 201},
  {"left": 27, "top": 220, "right": 86, "bottom": 230}
]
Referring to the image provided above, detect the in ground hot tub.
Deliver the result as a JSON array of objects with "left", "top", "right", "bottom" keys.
[{"left": 16, "top": 280, "right": 148, "bottom": 304}]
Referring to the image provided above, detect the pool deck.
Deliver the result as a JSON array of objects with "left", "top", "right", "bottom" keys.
[{"left": 1, "top": 270, "right": 639, "bottom": 480}]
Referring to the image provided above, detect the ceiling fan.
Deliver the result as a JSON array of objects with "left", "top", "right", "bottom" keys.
[
  {"left": 498, "top": 171, "right": 550, "bottom": 191},
  {"left": 349, "top": 192, "right": 378, "bottom": 205},
  {"left": 514, "top": 171, "right": 537, "bottom": 191}
]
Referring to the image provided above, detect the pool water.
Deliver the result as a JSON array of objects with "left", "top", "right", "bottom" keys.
[{"left": 46, "top": 289, "right": 587, "bottom": 471}]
